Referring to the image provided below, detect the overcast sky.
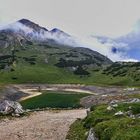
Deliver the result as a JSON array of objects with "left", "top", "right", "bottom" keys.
[
  {"left": 0, "top": 0, "right": 140, "bottom": 37},
  {"left": 0, "top": 0, "right": 140, "bottom": 61}
]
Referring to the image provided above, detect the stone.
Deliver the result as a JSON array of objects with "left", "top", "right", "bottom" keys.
[
  {"left": 107, "top": 106, "right": 114, "bottom": 111},
  {"left": 87, "top": 128, "right": 98, "bottom": 140},
  {"left": 12, "top": 113, "right": 20, "bottom": 117},
  {"left": 136, "top": 114, "right": 140, "bottom": 118},
  {"left": 112, "top": 104, "right": 118, "bottom": 107},
  {"left": 130, "top": 98, "right": 140, "bottom": 103},
  {"left": 114, "top": 111, "right": 124, "bottom": 116},
  {"left": 125, "top": 110, "right": 133, "bottom": 116},
  {"left": 0, "top": 100, "right": 24, "bottom": 116},
  {"left": 128, "top": 106, "right": 132, "bottom": 109},
  {"left": 86, "top": 108, "right": 90, "bottom": 115},
  {"left": 130, "top": 114, "right": 135, "bottom": 119},
  {"left": 110, "top": 100, "right": 119, "bottom": 105},
  {"left": 44, "top": 58, "right": 49, "bottom": 64}
]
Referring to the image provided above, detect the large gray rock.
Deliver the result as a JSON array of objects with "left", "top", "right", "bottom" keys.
[
  {"left": 0, "top": 100, "right": 24, "bottom": 115},
  {"left": 87, "top": 128, "right": 98, "bottom": 140}
]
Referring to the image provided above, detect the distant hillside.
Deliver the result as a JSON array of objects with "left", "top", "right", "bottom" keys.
[
  {"left": 0, "top": 19, "right": 140, "bottom": 86},
  {"left": 102, "top": 62, "right": 140, "bottom": 81}
]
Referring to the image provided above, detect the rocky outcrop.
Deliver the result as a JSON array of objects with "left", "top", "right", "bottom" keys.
[
  {"left": 87, "top": 128, "right": 98, "bottom": 140},
  {"left": 0, "top": 100, "right": 24, "bottom": 116},
  {"left": 0, "top": 86, "right": 28, "bottom": 101},
  {"left": 114, "top": 111, "right": 124, "bottom": 116}
]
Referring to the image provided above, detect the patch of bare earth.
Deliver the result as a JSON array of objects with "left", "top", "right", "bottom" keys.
[{"left": 0, "top": 109, "right": 87, "bottom": 140}]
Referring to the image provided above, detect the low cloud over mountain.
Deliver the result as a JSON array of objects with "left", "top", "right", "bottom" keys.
[
  {"left": 0, "top": 19, "right": 80, "bottom": 48},
  {"left": 0, "top": 19, "right": 140, "bottom": 62}
]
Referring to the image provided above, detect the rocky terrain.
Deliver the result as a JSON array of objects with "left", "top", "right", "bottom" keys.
[
  {"left": 1, "top": 84, "right": 140, "bottom": 106},
  {"left": 0, "top": 84, "right": 140, "bottom": 139}
]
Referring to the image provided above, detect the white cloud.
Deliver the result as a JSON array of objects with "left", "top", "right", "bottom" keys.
[
  {"left": 2, "top": 22, "right": 33, "bottom": 33},
  {"left": 73, "top": 35, "right": 131, "bottom": 62},
  {"left": 122, "top": 59, "right": 139, "bottom": 62}
]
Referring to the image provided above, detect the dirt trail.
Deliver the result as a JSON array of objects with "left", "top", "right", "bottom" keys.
[
  {"left": 19, "top": 89, "right": 42, "bottom": 101},
  {"left": 0, "top": 109, "right": 87, "bottom": 140}
]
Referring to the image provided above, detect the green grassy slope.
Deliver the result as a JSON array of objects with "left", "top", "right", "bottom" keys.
[
  {"left": 67, "top": 103, "right": 140, "bottom": 140},
  {"left": 0, "top": 44, "right": 140, "bottom": 86}
]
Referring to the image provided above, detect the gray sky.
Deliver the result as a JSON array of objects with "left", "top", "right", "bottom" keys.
[
  {"left": 1, "top": 0, "right": 140, "bottom": 61},
  {"left": 0, "top": 0, "right": 140, "bottom": 37}
]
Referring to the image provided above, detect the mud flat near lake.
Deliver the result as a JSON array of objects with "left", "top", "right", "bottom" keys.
[
  {"left": 0, "top": 109, "right": 87, "bottom": 140},
  {"left": 1, "top": 84, "right": 140, "bottom": 103}
]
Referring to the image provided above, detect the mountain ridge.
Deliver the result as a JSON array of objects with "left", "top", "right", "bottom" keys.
[
  {"left": 18, "top": 18, "right": 48, "bottom": 32},
  {"left": 0, "top": 19, "right": 112, "bottom": 79},
  {"left": 1, "top": 19, "right": 140, "bottom": 85},
  {"left": 0, "top": 19, "right": 80, "bottom": 48}
]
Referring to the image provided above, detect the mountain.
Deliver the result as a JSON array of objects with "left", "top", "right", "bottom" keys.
[
  {"left": 18, "top": 19, "right": 48, "bottom": 32},
  {"left": 0, "top": 29, "right": 32, "bottom": 48},
  {"left": 0, "top": 19, "right": 112, "bottom": 65},
  {"left": 50, "top": 28, "right": 70, "bottom": 37},
  {"left": 0, "top": 19, "right": 114, "bottom": 85},
  {"left": 0, "top": 19, "right": 79, "bottom": 47},
  {"left": 1, "top": 19, "right": 140, "bottom": 86}
]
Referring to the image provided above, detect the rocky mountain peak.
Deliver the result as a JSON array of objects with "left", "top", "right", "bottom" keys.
[
  {"left": 50, "top": 28, "right": 71, "bottom": 38},
  {"left": 51, "top": 28, "right": 63, "bottom": 33},
  {"left": 18, "top": 18, "right": 48, "bottom": 32}
]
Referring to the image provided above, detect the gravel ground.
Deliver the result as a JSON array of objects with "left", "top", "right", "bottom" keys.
[{"left": 0, "top": 109, "right": 87, "bottom": 140}]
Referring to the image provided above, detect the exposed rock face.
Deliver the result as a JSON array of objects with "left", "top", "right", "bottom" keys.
[
  {"left": 87, "top": 128, "right": 98, "bottom": 140},
  {"left": 0, "top": 100, "right": 24, "bottom": 115},
  {"left": 0, "top": 29, "right": 32, "bottom": 48},
  {"left": 18, "top": 19, "right": 48, "bottom": 32}
]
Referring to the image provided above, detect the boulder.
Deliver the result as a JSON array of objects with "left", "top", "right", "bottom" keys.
[
  {"left": 110, "top": 100, "right": 119, "bottom": 105},
  {"left": 136, "top": 114, "right": 140, "bottom": 118},
  {"left": 112, "top": 104, "right": 118, "bottom": 107},
  {"left": 107, "top": 106, "right": 114, "bottom": 111},
  {"left": 126, "top": 110, "right": 133, "bottom": 116},
  {"left": 129, "top": 98, "right": 140, "bottom": 103},
  {"left": 0, "top": 100, "right": 24, "bottom": 116},
  {"left": 87, "top": 128, "right": 98, "bottom": 140},
  {"left": 114, "top": 111, "right": 124, "bottom": 116}
]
